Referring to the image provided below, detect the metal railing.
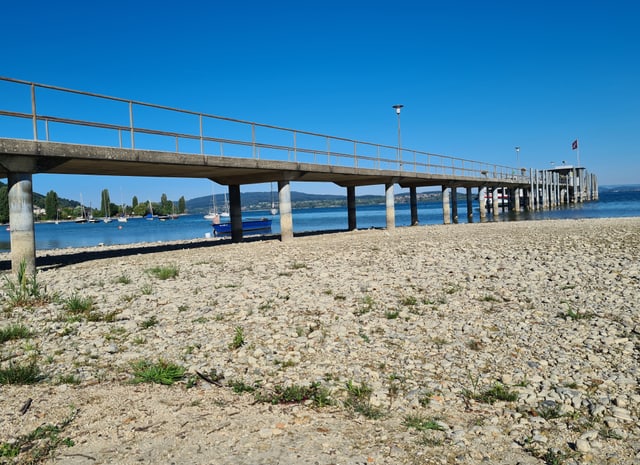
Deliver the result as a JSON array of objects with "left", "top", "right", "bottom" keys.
[{"left": 0, "top": 76, "right": 526, "bottom": 182}]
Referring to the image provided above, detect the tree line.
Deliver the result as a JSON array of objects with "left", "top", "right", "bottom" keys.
[{"left": 0, "top": 186, "right": 186, "bottom": 223}]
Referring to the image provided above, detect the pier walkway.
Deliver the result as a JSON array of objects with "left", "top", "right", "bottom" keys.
[{"left": 0, "top": 77, "right": 598, "bottom": 272}]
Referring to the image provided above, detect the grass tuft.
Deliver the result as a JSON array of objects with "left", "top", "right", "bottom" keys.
[
  {"left": 130, "top": 359, "right": 186, "bottom": 385},
  {"left": 466, "top": 382, "right": 518, "bottom": 404},
  {"left": 147, "top": 265, "right": 179, "bottom": 280},
  {"left": 257, "top": 382, "right": 332, "bottom": 407},
  {"left": 229, "top": 326, "right": 245, "bottom": 349},
  {"left": 403, "top": 414, "right": 444, "bottom": 431},
  {"left": 0, "top": 409, "right": 77, "bottom": 462},
  {"left": 0, "top": 323, "right": 33, "bottom": 343},
  {"left": 0, "top": 361, "right": 43, "bottom": 385},
  {"left": 344, "top": 380, "right": 384, "bottom": 419},
  {"left": 3, "top": 260, "right": 51, "bottom": 308}
]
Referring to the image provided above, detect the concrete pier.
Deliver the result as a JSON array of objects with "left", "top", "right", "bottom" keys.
[
  {"left": 229, "top": 185, "right": 242, "bottom": 243},
  {"left": 278, "top": 181, "right": 293, "bottom": 241},
  {"left": 451, "top": 188, "right": 459, "bottom": 224},
  {"left": 8, "top": 173, "right": 36, "bottom": 275},
  {"left": 442, "top": 187, "right": 451, "bottom": 224},
  {"left": 385, "top": 183, "right": 395, "bottom": 231},
  {"left": 466, "top": 187, "right": 473, "bottom": 222},
  {"left": 347, "top": 186, "right": 356, "bottom": 231},
  {"left": 492, "top": 188, "right": 499, "bottom": 218},
  {"left": 478, "top": 187, "right": 487, "bottom": 220},
  {"left": 410, "top": 187, "right": 418, "bottom": 225}
]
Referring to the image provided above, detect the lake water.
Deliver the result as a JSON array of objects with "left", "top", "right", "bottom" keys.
[{"left": 1, "top": 189, "right": 638, "bottom": 252}]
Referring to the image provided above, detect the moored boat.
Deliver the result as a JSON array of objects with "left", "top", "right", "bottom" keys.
[{"left": 212, "top": 217, "right": 272, "bottom": 236}]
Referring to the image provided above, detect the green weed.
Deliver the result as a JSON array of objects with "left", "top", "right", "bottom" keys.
[
  {"left": 3, "top": 260, "right": 50, "bottom": 308},
  {"left": 257, "top": 382, "right": 332, "bottom": 407},
  {"left": 140, "top": 315, "right": 159, "bottom": 329},
  {"left": 0, "top": 323, "right": 33, "bottom": 343},
  {"left": 130, "top": 359, "right": 186, "bottom": 385},
  {"left": 0, "top": 361, "right": 43, "bottom": 385},
  {"left": 229, "top": 326, "right": 245, "bottom": 349},
  {"left": 403, "top": 414, "right": 444, "bottom": 431},
  {"left": 147, "top": 265, "right": 179, "bottom": 280},
  {"left": 0, "top": 408, "right": 77, "bottom": 462}
]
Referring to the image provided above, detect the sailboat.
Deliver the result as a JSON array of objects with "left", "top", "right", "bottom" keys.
[
  {"left": 75, "top": 194, "right": 88, "bottom": 223},
  {"left": 117, "top": 189, "right": 128, "bottom": 222},
  {"left": 117, "top": 204, "right": 128, "bottom": 223},
  {"left": 144, "top": 200, "right": 155, "bottom": 220},
  {"left": 204, "top": 190, "right": 218, "bottom": 220},
  {"left": 220, "top": 192, "right": 230, "bottom": 218}
]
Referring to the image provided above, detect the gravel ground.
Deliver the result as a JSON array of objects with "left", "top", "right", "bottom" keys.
[{"left": 1, "top": 217, "right": 639, "bottom": 465}]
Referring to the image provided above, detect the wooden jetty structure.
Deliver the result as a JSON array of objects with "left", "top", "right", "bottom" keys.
[{"left": 0, "top": 77, "right": 598, "bottom": 273}]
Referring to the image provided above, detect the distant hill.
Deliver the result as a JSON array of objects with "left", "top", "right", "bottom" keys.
[
  {"left": 186, "top": 190, "right": 441, "bottom": 213},
  {"left": 0, "top": 180, "right": 79, "bottom": 208},
  {"left": 600, "top": 184, "right": 640, "bottom": 192}
]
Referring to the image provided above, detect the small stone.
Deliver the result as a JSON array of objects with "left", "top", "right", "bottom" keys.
[
  {"left": 611, "top": 407, "right": 633, "bottom": 422},
  {"left": 575, "top": 438, "right": 591, "bottom": 453},
  {"left": 106, "top": 344, "right": 118, "bottom": 354}
]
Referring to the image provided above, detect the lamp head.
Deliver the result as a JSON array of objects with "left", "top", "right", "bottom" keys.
[{"left": 392, "top": 104, "right": 404, "bottom": 115}]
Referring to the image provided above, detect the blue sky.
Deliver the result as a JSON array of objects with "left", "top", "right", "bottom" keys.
[{"left": 2, "top": 0, "right": 639, "bottom": 207}]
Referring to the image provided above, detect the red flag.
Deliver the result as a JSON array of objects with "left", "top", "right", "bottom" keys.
[{"left": 571, "top": 139, "right": 578, "bottom": 150}]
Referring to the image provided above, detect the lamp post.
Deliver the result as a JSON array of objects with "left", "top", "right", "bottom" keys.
[
  {"left": 515, "top": 146, "right": 520, "bottom": 167},
  {"left": 392, "top": 104, "right": 403, "bottom": 169}
]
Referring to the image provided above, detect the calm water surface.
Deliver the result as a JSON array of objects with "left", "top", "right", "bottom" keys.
[{"left": 1, "top": 190, "right": 638, "bottom": 252}]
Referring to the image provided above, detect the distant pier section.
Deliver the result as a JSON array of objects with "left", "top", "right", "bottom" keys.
[{"left": 0, "top": 77, "right": 597, "bottom": 273}]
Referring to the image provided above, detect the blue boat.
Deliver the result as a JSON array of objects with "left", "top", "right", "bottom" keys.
[{"left": 212, "top": 217, "right": 272, "bottom": 236}]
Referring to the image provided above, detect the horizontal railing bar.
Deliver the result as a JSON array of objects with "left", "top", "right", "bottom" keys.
[{"left": 0, "top": 76, "right": 520, "bottom": 174}]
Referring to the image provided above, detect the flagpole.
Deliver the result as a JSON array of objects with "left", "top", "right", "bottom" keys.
[{"left": 576, "top": 138, "right": 580, "bottom": 167}]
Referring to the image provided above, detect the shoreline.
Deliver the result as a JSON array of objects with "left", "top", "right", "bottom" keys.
[
  {"left": 1, "top": 216, "right": 639, "bottom": 464},
  {"left": 1, "top": 216, "right": 638, "bottom": 265}
]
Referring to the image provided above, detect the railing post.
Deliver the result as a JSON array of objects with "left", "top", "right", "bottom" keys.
[
  {"left": 326, "top": 137, "right": 331, "bottom": 165},
  {"left": 252, "top": 123, "right": 256, "bottom": 158},
  {"left": 293, "top": 131, "right": 297, "bottom": 162},
  {"left": 128, "top": 101, "right": 135, "bottom": 149},
  {"left": 30, "top": 84, "right": 38, "bottom": 140},
  {"left": 200, "top": 114, "right": 204, "bottom": 155},
  {"left": 354, "top": 141, "right": 357, "bottom": 168}
]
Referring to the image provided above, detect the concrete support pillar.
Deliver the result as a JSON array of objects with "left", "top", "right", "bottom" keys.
[
  {"left": 228, "top": 184, "right": 242, "bottom": 243},
  {"left": 513, "top": 187, "right": 521, "bottom": 212},
  {"left": 529, "top": 170, "right": 535, "bottom": 210},
  {"left": 466, "top": 187, "right": 473, "bottom": 222},
  {"left": 441, "top": 186, "right": 451, "bottom": 224},
  {"left": 593, "top": 174, "right": 599, "bottom": 200},
  {"left": 492, "top": 188, "right": 499, "bottom": 218},
  {"left": 347, "top": 186, "right": 356, "bottom": 231},
  {"left": 278, "top": 181, "right": 294, "bottom": 242},
  {"left": 451, "top": 188, "right": 458, "bottom": 223},
  {"left": 385, "top": 183, "right": 395, "bottom": 231},
  {"left": 409, "top": 186, "right": 418, "bottom": 225},
  {"left": 541, "top": 172, "right": 548, "bottom": 209},
  {"left": 478, "top": 187, "right": 487, "bottom": 221},
  {"left": 8, "top": 172, "right": 36, "bottom": 275}
]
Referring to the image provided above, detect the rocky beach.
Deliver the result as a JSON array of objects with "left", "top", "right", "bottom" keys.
[{"left": 1, "top": 217, "right": 639, "bottom": 464}]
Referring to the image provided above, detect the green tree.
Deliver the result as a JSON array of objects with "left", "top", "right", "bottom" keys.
[
  {"left": 132, "top": 196, "right": 138, "bottom": 209},
  {"left": 178, "top": 196, "right": 186, "bottom": 214},
  {"left": 100, "top": 189, "right": 111, "bottom": 217},
  {"left": 45, "top": 190, "right": 59, "bottom": 220},
  {"left": 160, "top": 193, "right": 171, "bottom": 215},
  {"left": 132, "top": 202, "right": 148, "bottom": 217},
  {"left": 0, "top": 185, "right": 8, "bottom": 224}
]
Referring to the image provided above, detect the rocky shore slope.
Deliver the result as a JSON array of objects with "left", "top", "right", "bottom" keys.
[{"left": 1, "top": 218, "right": 639, "bottom": 464}]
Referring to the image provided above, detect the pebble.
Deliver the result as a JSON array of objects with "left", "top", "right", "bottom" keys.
[{"left": 2, "top": 218, "right": 639, "bottom": 464}]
